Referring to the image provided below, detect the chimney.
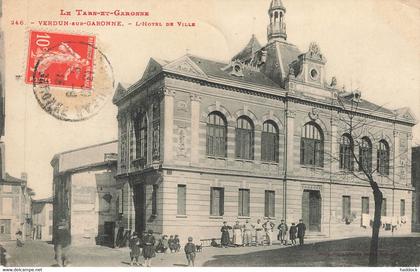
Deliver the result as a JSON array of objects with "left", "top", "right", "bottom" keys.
[{"left": 21, "top": 172, "right": 28, "bottom": 181}]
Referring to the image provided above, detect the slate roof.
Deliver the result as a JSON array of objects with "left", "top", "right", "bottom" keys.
[
  {"left": 338, "top": 93, "right": 395, "bottom": 116},
  {"left": 231, "top": 35, "right": 262, "bottom": 62},
  {"left": 2, "top": 173, "right": 25, "bottom": 184},
  {"left": 188, "top": 55, "right": 279, "bottom": 88}
]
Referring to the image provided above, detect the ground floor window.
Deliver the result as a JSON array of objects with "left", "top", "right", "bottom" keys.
[
  {"left": 210, "top": 187, "right": 224, "bottom": 216},
  {"left": 177, "top": 185, "right": 186, "bottom": 215},
  {"left": 381, "top": 198, "right": 387, "bottom": 216},
  {"left": 342, "top": 196, "right": 351, "bottom": 219},
  {"left": 362, "top": 197, "right": 369, "bottom": 214},
  {"left": 400, "top": 199, "right": 405, "bottom": 216},
  {"left": 238, "top": 189, "right": 250, "bottom": 217},
  {"left": 264, "top": 190, "right": 275, "bottom": 218}
]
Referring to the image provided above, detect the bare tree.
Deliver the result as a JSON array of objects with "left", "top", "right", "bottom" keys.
[{"left": 329, "top": 87, "right": 411, "bottom": 266}]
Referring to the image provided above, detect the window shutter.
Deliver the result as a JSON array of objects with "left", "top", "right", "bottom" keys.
[
  {"left": 177, "top": 185, "right": 186, "bottom": 215},
  {"left": 264, "top": 191, "right": 269, "bottom": 217},
  {"left": 270, "top": 191, "right": 275, "bottom": 217},
  {"left": 210, "top": 188, "right": 214, "bottom": 215},
  {"left": 238, "top": 189, "right": 243, "bottom": 216},
  {"left": 300, "top": 139, "right": 305, "bottom": 164},
  {"left": 220, "top": 189, "right": 224, "bottom": 216},
  {"left": 261, "top": 132, "right": 266, "bottom": 161},
  {"left": 400, "top": 199, "right": 405, "bottom": 216},
  {"left": 244, "top": 189, "right": 250, "bottom": 216},
  {"left": 235, "top": 129, "right": 240, "bottom": 158}
]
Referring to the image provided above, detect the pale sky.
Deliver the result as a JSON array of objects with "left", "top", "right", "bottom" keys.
[{"left": 2, "top": 0, "right": 420, "bottom": 199}]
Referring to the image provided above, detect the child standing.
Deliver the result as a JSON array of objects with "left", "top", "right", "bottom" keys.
[
  {"left": 184, "top": 237, "right": 196, "bottom": 267},
  {"left": 173, "top": 235, "right": 181, "bottom": 252},
  {"left": 289, "top": 223, "right": 297, "bottom": 246},
  {"left": 128, "top": 232, "right": 141, "bottom": 266}
]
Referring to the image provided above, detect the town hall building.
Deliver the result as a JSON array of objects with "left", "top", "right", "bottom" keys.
[{"left": 112, "top": 0, "right": 416, "bottom": 242}]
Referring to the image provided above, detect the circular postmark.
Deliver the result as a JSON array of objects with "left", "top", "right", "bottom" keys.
[{"left": 28, "top": 31, "right": 114, "bottom": 121}]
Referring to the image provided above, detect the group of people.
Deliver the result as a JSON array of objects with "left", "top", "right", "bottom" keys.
[
  {"left": 128, "top": 230, "right": 198, "bottom": 267},
  {"left": 218, "top": 219, "right": 307, "bottom": 247}
]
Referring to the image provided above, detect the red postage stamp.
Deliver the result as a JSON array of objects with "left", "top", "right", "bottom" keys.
[{"left": 25, "top": 31, "right": 95, "bottom": 89}]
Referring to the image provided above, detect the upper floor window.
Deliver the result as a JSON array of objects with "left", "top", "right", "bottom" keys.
[
  {"left": 235, "top": 116, "right": 254, "bottom": 160},
  {"left": 206, "top": 112, "right": 227, "bottom": 157},
  {"left": 339, "top": 134, "right": 353, "bottom": 171},
  {"left": 261, "top": 121, "right": 279, "bottom": 162},
  {"left": 134, "top": 113, "right": 147, "bottom": 159},
  {"left": 359, "top": 137, "right": 372, "bottom": 172},
  {"left": 377, "top": 140, "right": 390, "bottom": 176},
  {"left": 300, "top": 122, "right": 323, "bottom": 167}
]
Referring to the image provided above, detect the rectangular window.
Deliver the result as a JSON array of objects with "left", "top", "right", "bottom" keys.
[
  {"left": 342, "top": 196, "right": 351, "bottom": 219},
  {"left": 2, "top": 185, "right": 12, "bottom": 193},
  {"left": 264, "top": 190, "right": 275, "bottom": 218},
  {"left": 381, "top": 198, "right": 387, "bottom": 216},
  {"left": 400, "top": 199, "right": 405, "bottom": 216},
  {"left": 49, "top": 225, "right": 52, "bottom": 235},
  {"left": 152, "top": 185, "right": 158, "bottom": 216},
  {"left": 238, "top": 189, "right": 250, "bottom": 217},
  {"left": 2, "top": 198, "right": 12, "bottom": 215},
  {"left": 49, "top": 210, "right": 53, "bottom": 220},
  {"left": 362, "top": 197, "right": 369, "bottom": 214},
  {"left": 210, "top": 187, "right": 224, "bottom": 216},
  {"left": 177, "top": 185, "right": 186, "bottom": 215}
]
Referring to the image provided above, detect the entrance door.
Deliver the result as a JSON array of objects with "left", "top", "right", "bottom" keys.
[
  {"left": 302, "top": 190, "right": 322, "bottom": 232},
  {"left": 134, "top": 184, "right": 146, "bottom": 235}
]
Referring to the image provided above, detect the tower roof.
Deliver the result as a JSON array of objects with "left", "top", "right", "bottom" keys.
[
  {"left": 231, "top": 35, "right": 262, "bottom": 62},
  {"left": 269, "top": 0, "right": 286, "bottom": 12}
]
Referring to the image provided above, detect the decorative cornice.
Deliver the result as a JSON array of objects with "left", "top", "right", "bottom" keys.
[
  {"left": 163, "top": 87, "right": 176, "bottom": 97},
  {"left": 286, "top": 109, "right": 296, "bottom": 118},
  {"left": 190, "top": 93, "right": 202, "bottom": 102}
]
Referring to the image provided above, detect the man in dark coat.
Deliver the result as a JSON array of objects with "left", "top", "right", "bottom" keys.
[
  {"left": 296, "top": 219, "right": 306, "bottom": 246},
  {"left": 54, "top": 219, "right": 71, "bottom": 267}
]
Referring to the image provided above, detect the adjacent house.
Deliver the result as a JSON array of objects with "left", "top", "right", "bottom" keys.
[
  {"left": 32, "top": 197, "right": 53, "bottom": 241},
  {"left": 0, "top": 173, "right": 34, "bottom": 240},
  {"left": 51, "top": 140, "right": 119, "bottom": 246}
]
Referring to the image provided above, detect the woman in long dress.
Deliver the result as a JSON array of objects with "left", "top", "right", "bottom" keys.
[
  {"left": 232, "top": 221, "right": 243, "bottom": 247},
  {"left": 220, "top": 221, "right": 232, "bottom": 248}
]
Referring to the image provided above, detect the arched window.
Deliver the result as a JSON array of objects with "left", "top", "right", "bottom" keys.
[
  {"left": 377, "top": 140, "right": 390, "bottom": 175},
  {"left": 236, "top": 116, "right": 254, "bottom": 160},
  {"left": 261, "top": 121, "right": 279, "bottom": 162},
  {"left": 300, "top": 122, "right": 323, "bottom": 167},
  {"left": 359, "top": 137, "right": 372, "bottom": 172},
  {"left": 206, "top": 112, "right": 227, "bottom": 157},
  {"left": 134, "top": 113, "right": 147, "bottom": 159},
  {"left": 339, "top": 134, "right": 353, "bottom": 171}
]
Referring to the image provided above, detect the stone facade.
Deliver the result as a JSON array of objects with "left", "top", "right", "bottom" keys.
[
  {"left": 412, "top": 146, "right": 420, "bottom": 232},
  {"left": 51, "top": 141, "right": 120, "bottom": 246},
  {"left": 113, "top": 0, "right": 416, "bottom": 244},
  {"left": 32, "top": 197, "right": 53, "bottom": 241},
  {"left": 0, "top": 173, "right": 33, "bottom": 241}
]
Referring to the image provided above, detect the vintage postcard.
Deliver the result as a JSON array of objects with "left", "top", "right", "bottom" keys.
[{"left": 0, "top": 0, "right": 419, "bottom": 270}]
